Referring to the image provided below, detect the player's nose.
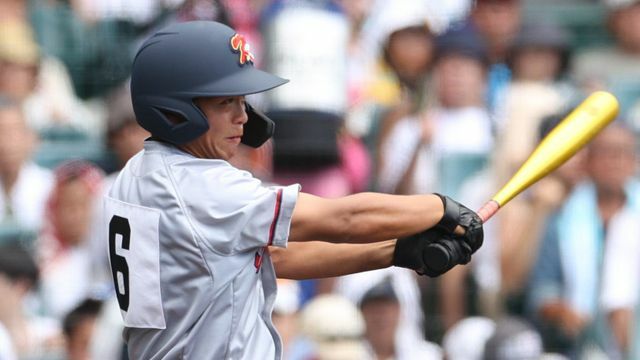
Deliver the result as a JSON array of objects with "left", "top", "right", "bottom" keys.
[{"left": 234, "top": 99, "right": 249, "bottom": 125}]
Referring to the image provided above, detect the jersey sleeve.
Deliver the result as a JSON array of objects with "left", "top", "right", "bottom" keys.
[
  {"left": 238, "top": 183, "right": 300, "bottom": 251},
  {"left": 182, "top": 164, "right": 300, "bottom": 254}
]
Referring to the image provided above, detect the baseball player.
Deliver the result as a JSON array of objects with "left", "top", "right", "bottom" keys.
[{"left": 104, "top": 21, "right": 483, "bottom": 359}]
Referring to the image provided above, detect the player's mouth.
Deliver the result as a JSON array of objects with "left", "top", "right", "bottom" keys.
[{"left": 227, "top": 135, "right": 242, "bottom": 144}]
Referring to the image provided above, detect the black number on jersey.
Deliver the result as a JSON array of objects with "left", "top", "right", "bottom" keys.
[{"left": 109, "top": 215, "right": 131, "bottom": 311}]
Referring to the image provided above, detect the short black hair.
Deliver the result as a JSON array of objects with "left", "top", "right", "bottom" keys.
[
  {"left": 62, "top": 298, "right": 103, "bottom": 338},
  {"left": 435, "top": 23, "right": 489, "bottom": 67},
  {"left": 537, "top": 112, "right": 568, "bottom": 142},
  {"left": 0, "top": 244, "right": 39, "bottom": 286}
]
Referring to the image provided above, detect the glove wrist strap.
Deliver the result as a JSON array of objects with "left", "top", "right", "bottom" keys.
[{"left": 434, "top": 193, "right": 459, "bottom": 233}]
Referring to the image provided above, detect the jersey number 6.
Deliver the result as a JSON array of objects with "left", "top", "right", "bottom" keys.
[{"left": 109, "top": 215, "right": 131, "bottom": 311}]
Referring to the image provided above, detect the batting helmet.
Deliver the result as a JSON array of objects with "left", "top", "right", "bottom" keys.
[{"left": 130, "top": 21, "right": 288, "bottom": 146}]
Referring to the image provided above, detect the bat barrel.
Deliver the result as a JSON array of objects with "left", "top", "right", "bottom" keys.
[{"left": 491, "top": 91, "right": 619, "bottom": 208}]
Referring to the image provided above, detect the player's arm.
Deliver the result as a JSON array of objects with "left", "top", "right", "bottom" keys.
[
  {"left": 288, "top": 192, "right": 446, "bottom": 243},
  {"left": 270, "top": 240, "right": 396, "bottom": 280},
  {"left": 272, "top": 225, "right": 464, "bottom": 279}
]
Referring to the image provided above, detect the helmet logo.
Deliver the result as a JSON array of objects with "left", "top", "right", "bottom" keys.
[{"left": 230, "top": 34, "right": 255, "bottom": 66}]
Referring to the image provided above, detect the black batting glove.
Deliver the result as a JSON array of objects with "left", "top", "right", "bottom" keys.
[
  {"left": 393, "top": 228, "right": 472, "bottom": 277},
  {"left": 433, "top": 193, "right": 484, "bottom": 254},
  {"left": 392, "top": 230, "right": 437, "bottom": 274}
]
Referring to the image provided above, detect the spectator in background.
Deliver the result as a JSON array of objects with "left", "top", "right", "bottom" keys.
[
  {"left": 467, "top": 0, "right": 523, "bottom": 113},
  {"left": 70, "top": 0, "right": 185, "bottom": 25},
  {"left": 103, "top": 81, "right": 150, "bottom": 182},
  {"left": 571, "top": 0, "right": 640, "bottom": 123},
  {"left": 378, "top": 25, "right": 492, "bottom": 199},
  {"left": 442, "top": 315, "right": 549, "bottom": 360},
  {"left": 338, "top": 2, "right": 440, "bottom": 189},
  {"left": 600, "top": 197, "right": 640, "bottom": 358},
  {"left": 482, "top": 316, "right": 544, "bottom": 360},
  {"left": 295, "top": 294, "right": 370, "bottom": 360},
  {"left": 470, "top": 0, "right": 521, "bottom": 64},
  {"left": 335, "top": 0, "right": 377, "bottom": 109},
  {"left": 527, "top": 124, "right": 639, "bottom": 357},
  {"left": 495, "top": 21, "right": 574, "bottom": 170},
  {"left": 335, "top": 267, "right": 429, "bottom": 360},
  {"left": 370, "top": 20, "right": 436, "bottom": 188},
  {"left": 378, "top": 25, "right": 493, "bottom": 334},
  {"left": 0, "top": 244, "right": 63, "bottom": 358},
  {"left": 62, "top": 298, "right": 103, "bottom": 360},
  {"left": 442, "top": 316, "right": 496, "bottom": 360},
  {"left": 359, "top": 277, "right": 442, "bottom": 359},
  {"left": 37, "top": 160, "right": 104, "bottom": 320},
  {"left": 0, "top": 19, "right": 103, "bottom": 139},
  {"left": 449, "top": 117, "right": 581, "bottom": 327},
  {"left": 0, "top": 97, "right": 52, "bottom": 231},
  {"left": 498, "top": 113, "right": 587, "bottom": 315}
]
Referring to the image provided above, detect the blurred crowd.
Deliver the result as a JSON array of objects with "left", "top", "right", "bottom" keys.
[{"left": 1, "top": 0, "right": 640, "bottom": 359}]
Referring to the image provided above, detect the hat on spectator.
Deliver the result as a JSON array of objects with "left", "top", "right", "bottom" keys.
[
  {"left": 359, "top": 276, "right": 398, "bottom": 308},
  {"left": 511, "top": 22, "right": 570, "bottom": 52},
  {"left": 435, "top": 24, "right": 489, "bottom": 65},
  {"left": 377, "top": 0, "right": 442, "bottom": 41},
  {"left": 507, "top": 22, "right": 571, "bottom": 74},
  {"left": 0, "top": 20, "right": 40, "bottom": 66},
  {"left": 299, "top": 294, "right": 369, "bottom": 360},
  {"left": 482, "top": 316, "right": 543, "bottom": 360}
]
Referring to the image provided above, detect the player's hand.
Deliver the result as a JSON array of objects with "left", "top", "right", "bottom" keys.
[
  {"left": 433, "top": 193, "right": 484, "bottom": 253},
  {"left": 392, "top": 228, "right": 473, "bottom": 277}
]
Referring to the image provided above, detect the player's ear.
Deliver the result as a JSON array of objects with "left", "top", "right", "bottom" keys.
[{"left": 241, "top": 103, "right": 274, "bottom": 148}]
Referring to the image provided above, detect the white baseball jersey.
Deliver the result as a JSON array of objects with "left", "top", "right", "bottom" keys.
[{"left": 104, "top": 140, "right": 299, "bottom": 359}]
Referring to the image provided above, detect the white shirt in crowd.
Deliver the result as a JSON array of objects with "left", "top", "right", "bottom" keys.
[{"left": 0, "top": 162, "right": 53, "bottom": 230}]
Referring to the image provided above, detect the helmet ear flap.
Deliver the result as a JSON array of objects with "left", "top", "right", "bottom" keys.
[
  {"left": 152, "top": 107, "right": 188, "bottom": 126},
  {"left": 242, "top": 103, "right": 274, "bottom": 148},
  {"left": 133, "top": 95, "right": 210, "bottom": 144}
]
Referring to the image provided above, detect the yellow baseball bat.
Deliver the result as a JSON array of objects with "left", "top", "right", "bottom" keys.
[{"left": 477, "top": 91, "right": 619, "bottom": 222}]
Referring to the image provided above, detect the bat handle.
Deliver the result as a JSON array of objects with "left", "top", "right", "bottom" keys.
[{"left": 477, "top": 200, "right": 500, "bottom": 223}]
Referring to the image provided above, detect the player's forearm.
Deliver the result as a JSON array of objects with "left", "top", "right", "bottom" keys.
[
  {"left": 290, "top": 192, "right": 444, "bottom": 243},
  {"left": 271, "top": 240, "right": 395, "bottom": 280},
  {"left": 336, "top": 193, "right": 444, "bottom": 242}
]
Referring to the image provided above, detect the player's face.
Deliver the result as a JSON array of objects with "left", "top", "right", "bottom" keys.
[{"left": 187, "top": 96, "right": 248, "bottom": 160}]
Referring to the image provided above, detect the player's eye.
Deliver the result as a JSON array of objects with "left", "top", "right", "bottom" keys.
[{"left": 219, "top": 97, "right": 234, "bottom": 105}]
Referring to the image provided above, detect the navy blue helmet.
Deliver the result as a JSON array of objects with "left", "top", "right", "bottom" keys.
[{"left": 130, "top": 21, "right": 288, "bottom": 146}]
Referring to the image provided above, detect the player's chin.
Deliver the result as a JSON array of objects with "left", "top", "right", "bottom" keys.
[{"left": 220, "top": 146, "right": 239, "bottom": 161}]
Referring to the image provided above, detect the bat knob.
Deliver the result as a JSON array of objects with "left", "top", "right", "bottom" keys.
[{"left": 423, "top": 243, "right": 451, "bottom": 273}]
